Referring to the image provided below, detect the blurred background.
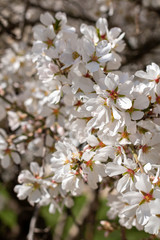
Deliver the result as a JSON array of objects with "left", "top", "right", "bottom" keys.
[{"left": 0, "top": 0, "right": 160, "bottom": 239}]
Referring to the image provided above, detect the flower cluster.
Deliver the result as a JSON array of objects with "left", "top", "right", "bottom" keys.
[{"left": 1, "top": 11, "right": 160, "bottom": 237}]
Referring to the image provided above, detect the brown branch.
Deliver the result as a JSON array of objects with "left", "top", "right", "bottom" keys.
[
  {"left": 66, "top": 208, "right": 81, "bottom": 227},
  {"left": 120, "top": 226, "right": 128, "bottom": 240}
]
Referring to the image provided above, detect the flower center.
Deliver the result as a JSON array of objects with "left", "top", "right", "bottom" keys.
[
  {"left": 116, "top": 146, "right": 122, "bottom": 155},
  {"left": 121, "top": 131, "right": 129, "bottom": 139},
  {"left": 5, "top": 148, "right": 11, "bottom": 155},
  {"left": 34, "top": 174, "right": 41, "bottom": 179},
  {"left": 141, "top": 144, "right": 150, "bottom": 153},
  {"left": 127, "top": 106, "right": 134, "bottom": 114},
  {"left": 10, "top": 57, "right": 16, "bottom": 63},
  {"left": 72, "top": 51, "right": 79, "bottom": 60},
  {"left": 101, "top": 34, "right": 106, "bottom": 40},
  {"left": 155, "top": 76, "right": 160, "bottom": 84},
  {"left": 64, "top": 159, "right": 70, "bottom": 164},
  {"left": 86, "top": 159, "right": 93, "bottom": 167},
  {"left": 84, "top": 72, "right": 91, "bottom": 78},
  {"left": 85, "top": 159, "right": 94, "bottom": 171},
  {"left": 127, "top": 168, "right": 134, "bottom": 177},
  {"left": 140, "top": 190, "right": 155, "bottom": 205},
  {"left": 53, "top": 108, "right": 59, "bottom": 115},
  {"left": 109, "top": 90, "right": 119, "bottom": 100},
  {"left": 91, "top": 55, "right": 98, "bottom": 62},
  {"left": 143, "top": 193, "right": 153, "bottom": 202},
  {"left": 74, "top": 100, "right": 83, "bottom": 107},
  {"left": 45, "top": 38, "right": 54, "bottom": 48}
]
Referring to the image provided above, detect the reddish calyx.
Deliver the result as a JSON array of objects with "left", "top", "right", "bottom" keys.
[
  {"left": 5, "top": 148, "right": 11, "bottom": 155},
  {"left": 99, "top": 141, "right": 106, "bottom": 148},
  {"left": 116, "top": 146, "right": 122, "bottom": 155},
  {"left": 85, "top": 159, "right": 94, "bottom": 171},
  {"left": 53, "top": 108, "right": 59, "bottom": 115},
  {"left": 109, "top": 90, "right": 119, "bottom": 100},
  {"left": 121, "top": 131, "right": 129, "bottom": 139},
  {"left": 45, "top": 38, "right": 54, "bottom": 48},
  {"left": 155, "top": 77, "right": 160, "bottom": 84},
  {"left": 139, "top": 190, "right": 155, "bottom": 205},
  {"left": 91, "top": 55, "right": 98, "bottom": 62},
  {"left": 127, "top": 168, "right": 135, "bottom": 177},
  {"left": 140, "top": 144, "right": 150, "bottom": 153},
  {"left": 101, "top": 34, "right": 106, "bottom": 40},
  {"left": 35, "top": 174, "right": 41, "bottom": 179},
  {"left": 74, "top": 100, "right": 83, "bottom": 107},
  {"left": 84, "top": 72, "right": 91, "bottom": 78},
  {"left": 143, "top": 192, "right": 154, "bottom": 202}
]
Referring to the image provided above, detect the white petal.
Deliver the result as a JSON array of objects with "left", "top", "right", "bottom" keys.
[
  {"left": 86, "top": 135, "right": 99, "bottom": 146},
  {"left": 99, "top": 53, "right": 112, "bottom": 63},
  {"left": 120, "top": 204, "right": 138, "bottom": 218},
  {"left": 136, "top": 203, "right": 151, "bottom": 225},
  {"left": 117, "top": 175, "right": 130, "bottom": 193},
  {"left": 135, "top": 173, "right": 152, "bottom": 193},
  {"left": 48, "top": 90, "right": 61, "bottom": 104},
  {"left": 117, "top": 97, "right": 132, "bottom": 109},
  {"left": 40, "top": 12, "right": 55, "bottom": 25},
  {"left": 134, "top": 95, "right": 149, "bottom": 110},
  {"left": 28, "top": 189, "right": 41, "bottom": 204},
  {"left": 11, "top": 152, "right": 21, "bottom": 164},
  {"left": 14, "top": 185, "right": 32, "bottom": 200},
  {"left": 105, "top": 162, "right": 126, "bottom": 176},
  {"left": 1, "top": 155, "right": 10, "bottom": 168},
  {"left": 104, "top": 73, "right": 118, "bottom": 90},
  {"left": 30, "top": 162, "right": 41, "bottom": 176},
  {"left": 86, "top": 62, "right": 99, "bottom": 72},
  {"left": 145, "top": 216, "right": 160, "bottom": 235},
  {"left": 122, "top": 191, "right": 142, "bottom": 205},
  {"left": 131, "top": 111, "right": 144, "bottom": 121}
]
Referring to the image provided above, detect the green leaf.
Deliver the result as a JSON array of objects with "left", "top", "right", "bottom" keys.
[
  {"left": 40, "top": 205, "right": 60, "bottom": 232},
  {"left": 0, "top": 183, "right": 10, "bottom": 200},
  {"left": 0, "top": 209, "right": 17, "bottom": 228}
]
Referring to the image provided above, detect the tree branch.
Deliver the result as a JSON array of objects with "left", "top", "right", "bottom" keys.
[{"left": 120, "top": 226, "right": 128, "bottom": 240}]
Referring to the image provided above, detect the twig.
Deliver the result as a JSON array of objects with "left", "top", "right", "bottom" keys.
[
  {"left": 19, "top": 0, "right": 30, "bottom": 40},
  {"left": 27, "top": 205, "right": 40, "bottom": 240},
  {"left": 0, "top": 95, "right": 35, "bottom": 119},
  {"left": 131, "top": 148, "right": 144, "bottom": 173},
  {"left": 120, "top": 226, "right": 128, "bottom": 240},
  {"left": 66, "top": 208, "right": 81, "bottom": 227},
  {"left": 72, "top": 188, "right": 100, "bottom": 240},
  {"left": 34, "top": 227, "right": 50, "bottom": 233}
]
